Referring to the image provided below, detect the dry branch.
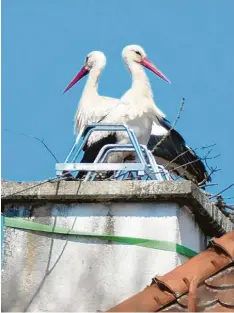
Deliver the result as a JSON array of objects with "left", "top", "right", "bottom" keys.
[
  {"left": 4, "top": 129, "right": 58, "bottom": 162},
  {"left": 209, "top": 183, "right": 234, "bottom": 199},
  {"left": 198, "top": 167, "right": 220, "bottom": 187},
  {"left": 152, "top": 97, "right": 185, "bottom": 154}
]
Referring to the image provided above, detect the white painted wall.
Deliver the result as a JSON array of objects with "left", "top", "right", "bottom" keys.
[{"left": 2, "top": 202, "right": 206, "bottom": 312}]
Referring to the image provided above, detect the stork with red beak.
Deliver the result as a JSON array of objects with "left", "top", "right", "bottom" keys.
[
  {"left": 64, "top": 46, "right": 208, "bottom": 184},
  {"left": 64, "top": 51, "right": 120, "bottom": 137},
  {"left": 120, "top": 45, "right": 208, "bottom": 184},
  {"left": 80, "top": 45, "right": 171, "bottom": 164}
]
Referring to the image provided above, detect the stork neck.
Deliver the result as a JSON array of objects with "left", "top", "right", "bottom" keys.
[
  {"left": 128, "top": 61, "right": 153, "bottom": 96},
  {"left": 82, "top": 67, "right": 101, "bottom": 96}
]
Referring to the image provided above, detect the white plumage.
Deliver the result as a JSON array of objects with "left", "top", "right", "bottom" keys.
[
  {"left": 64, "top": 46, "right": 208, "bottom": 185},
  {"left": 117, "top": 45, "right": 209, "bottom": 184},
  {"left": 84, "top": 45, "right": 170, "bottom": 162},
  {"left": 64, "top": 51, "right": 120, "bottom": 136}
]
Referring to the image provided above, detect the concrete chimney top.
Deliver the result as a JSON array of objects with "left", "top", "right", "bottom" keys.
[{"left": 1, "top": 180, "right": 233, "bottom": 312}]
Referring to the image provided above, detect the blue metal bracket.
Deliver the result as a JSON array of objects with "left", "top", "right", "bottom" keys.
[{"left": 56, "top": 123, "right": 172, "bottom": 182}]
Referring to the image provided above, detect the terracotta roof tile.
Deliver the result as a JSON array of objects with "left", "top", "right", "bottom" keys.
[
  {"left": 218, "top": 289, "right": 234, "bottom": 307},
  {"left": 177, "top": 284, "right": 218, "bottom": 309},
  {"left": 205, "top": 304, "right": 234, "bottom": 312},
  {"left": 210, "top": 232, "right": 234, "bottom": 260},
  {"left": 162, "top": 264, "right": 234, "bottom": 312},
  {"left": 205, "top": 266, "right": 234, "bottom": 289},
  {"left": 106, "top": 230, "right": 234, "bottom": 312}
]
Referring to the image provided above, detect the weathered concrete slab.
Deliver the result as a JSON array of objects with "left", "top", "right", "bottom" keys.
[
  {"left": 1, "top": 180, "right": 233, "bottom": 311},
  {"left": 2, "top": 202, "right": 199, "bottom": 312},
  {"left": 1, "top": 180, "right": 232, "bottom": 236},
  {"left": 2, "top": 180, "right": 193, "bottom": 201}
]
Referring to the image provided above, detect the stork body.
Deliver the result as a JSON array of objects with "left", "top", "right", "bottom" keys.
[
  {"left": 119, "top": 45, "right": 208, "bottom": 184},
  {"left": 117, "top": 45, "right": 208, "bottom": 184},
  {"left": 63, "top": 51, "right": 121, "bottom": 178},
  {"left": 148, "top": 119, "right": 209, "bottom": 184},
  {"left": 119, "top": 45, "right": 168, "bottom": 147},
  {"left": 64, "top": 51, "right": 120, "bottom": 137},
  {"left": 81, "top": 45, "right": 170, "bottom": 164}
]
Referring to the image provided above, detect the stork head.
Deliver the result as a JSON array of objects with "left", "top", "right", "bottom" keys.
[
  {"left": 63, "top": 51, "right": 106, "bottom": 94},
  {"left": 122, "top": 45, "right": 170, "bottom": 84}
]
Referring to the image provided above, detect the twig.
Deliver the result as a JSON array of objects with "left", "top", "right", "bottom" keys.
[
  {"left": 209, "top": 183, "right": 234, "bottom": 199},
  {"left": 4, "top": 129, "right": 58, "bottom": 163},
  {"left": 205, "top": 153, "right": 221, "bottom": 160},
  {"left": 164, "top": 143, "right": 219, "bottom": 175},
  {"left": 200, "top": 143, "right": 217, "bottom": 150},
  {"left": 164, "top": 149, "right": 190, "bottom": 170},
  {"left": 153, "top": 158, "right": 213, "bottom": 179},
  {"left": 1, "top": 171, "right": 79, "bottom": 199},
  {"left": 225, "top": 205, "right": 234, "bottom": 211},
  {"left": 199, "top": 183, "right": 218, "bottom": 188},
  {"left": 203, "top": 148, "right": 213, "bottom": 159},
  {"left": 167, "top": 158, "right": 204, "bottom": 175},
  {"left": 198, "top": 167, "right": 220, "bottom": 187},
  {"left": 1, "top": 177, "right": 59, "bottom": 199},
  {"left": 204, "top": 158, "right": 211, "bottom": 171},
  {"left": 223, "top": 196, "right": 234, "bottom": 200},
  {"left": 152, "top": 97, "right": 185, "bottom": 154}
]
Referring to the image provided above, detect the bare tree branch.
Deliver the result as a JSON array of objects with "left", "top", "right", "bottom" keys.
[
  {"left": 198, "top": 167, "right": 220, "bottom": 187},
  {"left": 225, "top": 205, "right": 234, "bottom": 211},
  {"left": 1, "top": 171, "right": 79, "bottom": 199},
  {"left": 200, "top": 143, "right": 217, "bottom": 150},
  {"left": 199, "top": 183, "right": 218, "bottom": 188},
  {"left": 166, "top": 156, "right": 217, "bottom": 176},
  {"left": 205, "top": 153, "right": 221, "bottom": 160},
  {"left": 4, "top": 129, "right": 58, "bottom": 163},
  {"left": 163, "top": 143, "right": 219, "bottom": 173},
  {"left": 164, "top": 149, "right": 190, "bottom": 170},
  {"left": 209, "top": 183, "right": 234, "bottom": 199},
  {"left": 152, "top": 97, "right": 185, "bottom": 154}
]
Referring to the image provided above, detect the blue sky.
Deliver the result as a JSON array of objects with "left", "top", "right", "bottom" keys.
[{"left": 2, "top": 0, "right": 234, "bottom": 200}]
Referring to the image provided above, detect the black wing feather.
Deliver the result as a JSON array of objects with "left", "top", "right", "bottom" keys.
[{"left": 148, "top": 118, "right": 209, "bottom": 184}]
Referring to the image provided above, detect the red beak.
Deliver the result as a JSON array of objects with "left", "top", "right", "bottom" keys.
[
  {"left": 140, "top": 57, "right": 171, "bottom": 84},
  {"left": 63, "top": 66, "right": 89, "bottom": 94}
]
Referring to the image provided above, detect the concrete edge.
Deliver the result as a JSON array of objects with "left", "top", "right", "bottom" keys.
[{"left": 1, "top": 180, "right": 233, "bottom": 236}]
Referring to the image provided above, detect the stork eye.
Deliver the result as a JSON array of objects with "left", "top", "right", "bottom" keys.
[
  {"left": 135, "top": 51, "right": 142, "bottom": 56},
  {"left": 85, "top": 56, "right": 89, "bottom": 63}
]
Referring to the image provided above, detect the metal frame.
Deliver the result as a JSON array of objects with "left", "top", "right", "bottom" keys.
[{"left": 56, "top": 123, "right": 172, "bottom": 182}]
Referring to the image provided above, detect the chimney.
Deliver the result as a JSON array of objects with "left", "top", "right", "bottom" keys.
[{"left": 1, "top": 180, "right": 232, "bottom": 312}]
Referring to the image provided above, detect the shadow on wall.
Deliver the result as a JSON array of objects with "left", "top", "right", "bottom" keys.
[{"left": 3, "top": 202, "right": 178, "bottom": 218}]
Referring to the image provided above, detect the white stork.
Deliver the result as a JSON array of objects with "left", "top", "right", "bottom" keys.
[
  {"left": 64, "top": 51, "right": 120, "bottom": 139},
  {"left": 75, "top": 45, "right": 171, "bottom": 166},
  {"left": 121, "top": 45, "right": 209, "bottom": 184},
  {"left": 63, "top": 50, "right": 122, "bottom": 178}
]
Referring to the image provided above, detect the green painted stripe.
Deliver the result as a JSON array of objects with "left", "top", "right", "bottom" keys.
[{"left": 4, "top": 217, "right": 198, "bottom": 258}]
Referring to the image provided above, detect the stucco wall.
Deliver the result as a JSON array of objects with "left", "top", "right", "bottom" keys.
[
  {"left": 2, "top": 180, "right": 231, "bottom": 312},
  {"left": 2, "top": 201, "right": 205, "bottom": 312}
]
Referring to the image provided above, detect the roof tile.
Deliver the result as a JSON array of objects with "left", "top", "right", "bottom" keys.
[
  {"left": 106, "top": 231, "right": 234, "bottom": 312},
  {"left": 204, "top": 304, "right": 234, "bottom": 312},
  {"left": 210, "top": 231, "right": 234, "bottom": 260},
  {"left": 177, "top": 284, "right": 218, "bottom": 310},
  {"left": 205, "top": 266, "right": 234, "bottom": 289},
  {"left": 151, "top": 248, "right": 232, "bottom": 298},
  {"left": 218, "top": 289, "right": 234, "bottom": 307}
]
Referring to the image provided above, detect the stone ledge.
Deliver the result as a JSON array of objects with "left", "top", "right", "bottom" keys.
[{"left": 1, "top": 180, "right": 233, "bottom": 236}]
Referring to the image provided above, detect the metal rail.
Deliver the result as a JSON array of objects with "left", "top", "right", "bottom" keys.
[{"left": 56, "top": 123, "right": 172, "bottom": 182}]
